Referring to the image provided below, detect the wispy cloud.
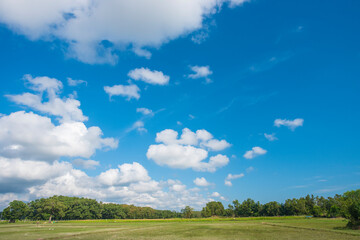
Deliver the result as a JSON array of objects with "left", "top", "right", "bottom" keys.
[
  {"left": 248, "top": 53, "right": 292, "bottom": 73},
  {"left": 67, "top": 77, "right": 87, "bottom": 87},
  {"left": 264, "top": 133, "right": 278, "bottom": 141},
  {"left": 216, "top": 97, "right": 238, "bottom": 114},
  {"left": 315, "top": 183, "right": 360, "bottom": 194}
]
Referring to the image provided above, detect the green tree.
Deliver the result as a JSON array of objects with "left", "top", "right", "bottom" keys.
[
  {"left": 2, "top": 200, "right": 29, "bottom": 221},
  {"left": 43, "top": 197, "right": 67, "bottom": 222},
  {"left": 261, "top": 201, "right": 281, "bottom": 216},
  {"left": 201, "top": 201, "right": 225, "bottom": 217},
  {"left": 181, "top": 206, "right": 194, "bottom": 218},
  {"left": 225, "top": 204, "right": 235, "bottom": 217},
  {"left": 342, "top": 189, "right": 360, "bottom": 228}
]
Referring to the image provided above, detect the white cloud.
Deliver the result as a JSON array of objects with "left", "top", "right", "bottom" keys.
[
  {"left": 29, "top": 169, "right": 103, "bottom": 199},
  {"left": 0, "top": 159, "right": 213, "bottom": 210},
  {"left": 155, "top": 128, "right": 230, "bottom": 151},
  {"left": 132, "top": 47, "right": 152, "bottom": 59},
  {"left": 226, "top": 173, "right": 244, "bottom": 180},
  {"left": 0, "top": 111, "right": 117, "bottom": 161},
  {"left": 168, "top": 179, "right": 186, "bottom": 192},
  {"left": 147, "top": 144, "right": 209, "bottom": 170},
  {"left": 211, "top": 192, "right": 220, "bottom": 197},
  {"left": 98, "top": 162, "right": 151, "bottom": 186},
  {"left": 224, "top": 180, "right": 232, "bottom": 186},
  {"left": 25, "top": 161, "right": 210, "bottom": 210},
  {"left": 193, "top": 177, "right": 211, "bottom": 187},
  {"left": 199, "top": 154, "right": 229, "bottom": 172},
  {"left": 246, "top": 166, "right": 254, "bottom": 173},
  {"left": 243, "top": 146, "right": 267, "bottom": 159},
  {"left": 210, "top": 192, "right": 225, "bottom": 200},
  {"left": 72, "top": 159, "right": 100, "bottom": 170},
  {"left": 135, "top": 121, "right": 147, "bottom": 133},
  {"left": 148, "top": 128, "right": 230, "bottom": 172},
  {"left": 196, "top": 129, "right": 213, "bottom": 142},
  {"left": 23, "top": 74, "right": 63, "bottom": 93},
  {"left": 104, "top": 84, "right": 140, "bottom": 100},
  {"left": 147, "top": 145, "right": 228, "bottom": 172},
  {"left": 224, "top": 173, "right": 244, "bottom": 186},
  {"left": 188, "top": 65, "right": 213, "bottom": 83},
  {"left": 264, "top": 133, "right": 278, "bottom": 141},
  {"left": 6, "top": 74, "right": 87, "bottom": 122},
  {"left": 228, "top": 0, "right": 249, "bottom": 8},
  {"left": 191, "top": 31, "right": 209, "bottom": 44},
  {"left": 0, "top": 193, "right": 30, "bottom": 210},
  {"left": 189, "top": 114, "right": 196, "bottom": 119},
  {"left": 0, "top": 0, "right": 249, "bottom": 64},
  {"left": 67, "top": 77, "right": 87, "bottom": 87},
  {"left": 128, "top": 68, "right": 169, "bottom": 85},
  {"left": 128, "top": 120, "right": 147, "bottom": 134},
  {"left": 0, "top": 157, "right": 72, "bottom": 192},
  {"left": 155, "top": 129, "right": 179, "bottom": 145},
  {"left": 136, "top": 107, "right": 153, "bottom": 116},
  {"left": 274, "top": 118, "right": 304, "bottom": 131},
  {"left": 201, "top": 139, "right": 231, "bottom": 151}
]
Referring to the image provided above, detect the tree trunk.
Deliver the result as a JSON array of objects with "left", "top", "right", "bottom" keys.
[{"left": 48, "top": 215, "right": 52, "bottom": 223}]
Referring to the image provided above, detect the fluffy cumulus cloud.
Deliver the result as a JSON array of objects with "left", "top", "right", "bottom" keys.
[
  {"left": 104, "top": 84, "right": 140, "bottom": 100},
  {"left": 147, "top": 128, "right": 230, "bottom": 172},
  {"left": 0, "top": 157, "right": 72, "bottom": 193},
  {"left": 194, "top": 177, "right": 212, "bottom": 187},
  {"left": 72, "top": 159, "right": 100, "bottom": 170},
  {"left": 188, "top": 65, "right": 213, "bottom": 83},
  {"left": 0, "top": 76, "right": 214, "bottom": 210},
  {"left": 0, "top": 111, "right": 117, "bottom": 161},
  {"left": 0, "top": 0, "right": 249, "bottom": 64},
  {"left": 274, "top": 118, "right": 304, "bottom": 131},
  {"left": 128, "top": 68, "right": 169, "bottom": 85},
  {"left": 1, "top": 157, "right": 211, "bottom": 210},
  {"left": 243, "top": 146, "right": 267, "bottom": 159},
  {"left": 98, "top": 162, "right": 151, "bottom": 186},
  {"left": 27, "top": 162, "right": 210, "bottom": 210},
  {"left": 0, "top": 73, "right": 120, "bottom": 204},
  {"left": 154, "top": 128, "right": 230, "bottom": 151},
  {"left": 201, "top": 139, "right": 231, "bottom": 151},
  {"left": 6, "top": 74, "right": 87, "bottom": 122}
]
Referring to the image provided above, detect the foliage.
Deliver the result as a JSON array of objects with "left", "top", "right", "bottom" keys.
[
  {"left": 2, "top": 200, "right": 29, "bottom": 221},
  {"left": 181, "top": 206, "right": 194, "bottom": 218},
  {"left": 201, "top": 201, "right": 224, "bottom": 217},
  {"left": 342, "top": 190, "right": 360, "bottom": 228},
  {"left": 1, "top": 189, "right": 360, "bottom": 229}
]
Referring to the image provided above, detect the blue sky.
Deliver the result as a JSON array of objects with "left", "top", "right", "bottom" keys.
[{"left": 0, "top": 0, "right": 359, "bottom": 210}]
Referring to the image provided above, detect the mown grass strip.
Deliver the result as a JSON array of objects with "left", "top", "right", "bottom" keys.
[
  {"left": 42, "top": 225, "right": 165, "bottom": 240},
  {"left": 261, "top": 222, "right": 360, "bottom": 236}
]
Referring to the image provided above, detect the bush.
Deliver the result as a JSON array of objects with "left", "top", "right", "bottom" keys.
[{"left": 342, "top": 190, "right": 360, "bottom": 229}]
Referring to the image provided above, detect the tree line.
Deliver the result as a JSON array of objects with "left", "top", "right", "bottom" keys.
[
  {"left": 1, "top": 189, "right": 359, "bottom": 228},
  {"left": 1, "top": 196, "right": 181, "bottom": 222}
]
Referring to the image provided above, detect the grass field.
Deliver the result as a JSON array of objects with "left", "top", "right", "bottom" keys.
[{"left": 0, "top": 217, "right": 359, "bottom": 240}]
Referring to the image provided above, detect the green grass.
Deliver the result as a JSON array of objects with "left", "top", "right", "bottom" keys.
[{"left": 0, "top": 217, "right": 359, "bottom": 239}]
